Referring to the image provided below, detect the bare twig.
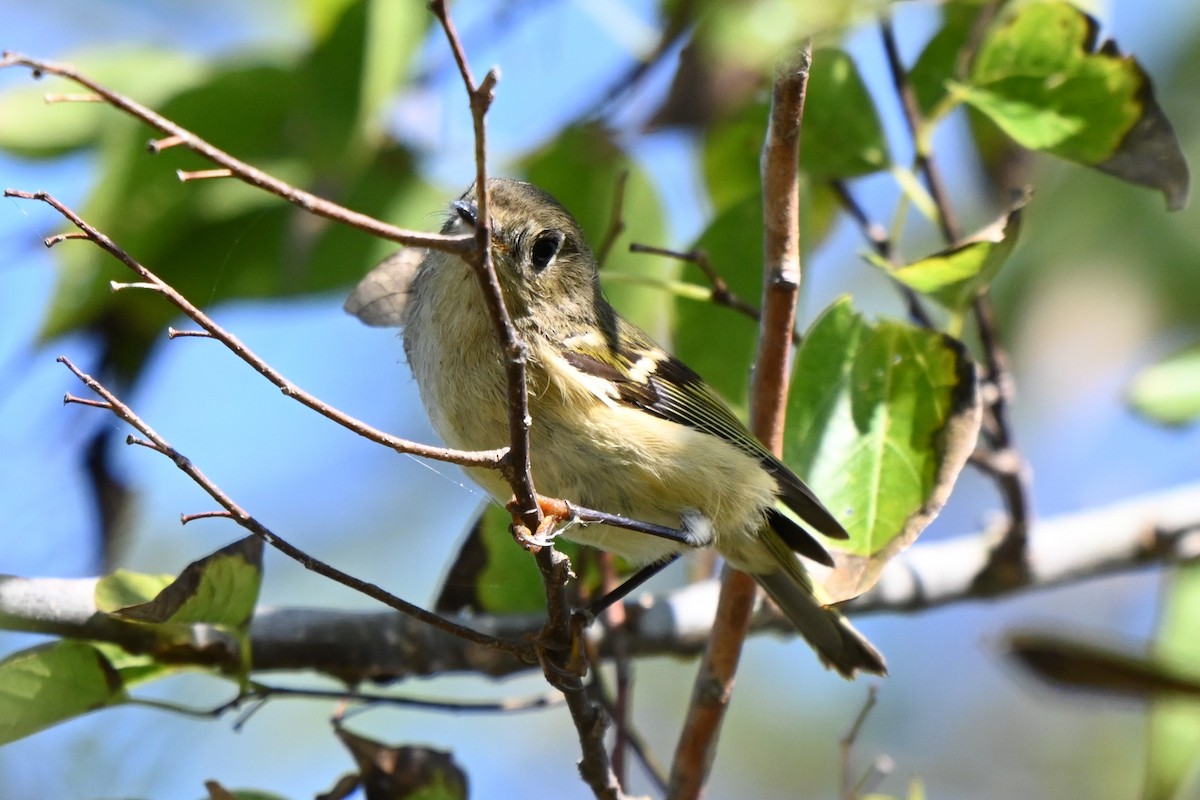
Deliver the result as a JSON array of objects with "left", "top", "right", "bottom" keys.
[
  {"left": 55, "top": 355, "right": 532, "bottom": 659},
  {"left": 132, "top": 682, "right": 561, "bottom": 722},
  {"left": 668, "top": 43, "right": 814, "bottom": 800},
  {"left": 430, "top": 2, "right": 621, "bottom": 797},
  {"left": 588, "top": 660, "right": 670, "bottom": 794},
  {"left": 629, "top": 242, "right": 764, "bottom": 324},
  {"left": 595, "top": 171, "right": 629, "bottom": 269},
  {"left": 624, "top": 241, "right": 772, "bottom": 347},
  {"left": 4, "top": 189, "right": 507, "bottom": 471},
  {"left": 829, "top": 179, "right": 935, "bottom": 328},
  {"left": 593, "top": 553, "right": 633, "bottom": 784},
  {"left": 430, "top": 0, "right": 538, "bottom": 534},
  {"left": 166, "top": 327, "right": 214, "bottom": 339},
  {"left": 0, "top": 51, "right": 473, "bottom": 256},
  {"left": 238, "top": 682, "right": 563, "bottom": 715},
  {"left": 841, "top": 686, "right": 880, "bottom": 800},
  {"left": 180, "top": 510, "right": 234, "bottom": 525},
  {"left": 879, "top": 19, "right": 960, "bottom": 245}
]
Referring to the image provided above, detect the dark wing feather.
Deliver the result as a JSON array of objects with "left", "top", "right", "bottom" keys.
[{"left": 560, "top": 318, "right": 849, "bottom": 549}]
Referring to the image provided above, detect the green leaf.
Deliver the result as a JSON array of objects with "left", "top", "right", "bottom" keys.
[
  {"left": 0, "top": 641, "right": 127, "bottom": 744},
  {"left": 961, "top": 1, "right": 1189, "bottom": 210},
  {"left": 701, "top": 89, "right": 861, "bottom": 239},
  {"left": 702, "top": 96, "right": 772, "bottom": 212},
  {"left": 113, "top": 536, "right": 263, "bottom": 629},
  {"left": 522, "top": 125, "right": 670, "bottom": 338},
  {"left": 435, "top": 504, "right": 547, "bottom": 615},
  {"left": 784, "top": 298, "right": 980, "bottom": 601},
  {"left": 909, "top": 0, "right": 990, "bottom": 117},
  {"left": 1146, "top": 564, "right": 1200, "bottom": 799},
  {"left": 90, "top": 642, "right": 177, "bottom": 689},
  {"left": 296, "top": 0, "right": 424, "bottom": 168},
  {"left": 802, "top": 48, "right": 890, "bottom": 179},
  {"left": 872, "top": 193, "right": 1027, "bottom": 320},
  {"left": 434, "top": 505, "right": 603, "bottom": 616},
  {"left": 94, "top": 569, "right": 175, "bottom": 612},
  {"left": 1128, "top": 342, "right": 1200, "bottom": 426},
  {"left": 698, "top": 0, "right": 874, "bottom": 72}
]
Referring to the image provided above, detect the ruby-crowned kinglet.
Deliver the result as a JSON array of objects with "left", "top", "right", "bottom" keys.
[{"left": 361, "top": 179, "right": 884, "bottom": 677}]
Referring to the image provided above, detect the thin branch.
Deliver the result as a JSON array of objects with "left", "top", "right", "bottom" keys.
[
  {"left": 131, "top": 682, "right": 561, "bottom": 721},
  {"left": 841, "top": 686, "right": 880, "bottom": 800},
  {"left": 180, "top": 510, "right": 234, "bottom": 525},
  {"left": 628, "top": 243, "right": 768, "bottom": 328},
  {"left": 240, "top": 682, "right": 563, "bottom": 715},
  {"left": 0, "top": 51, "right": 473, "bottom": 256},
  {"left": 877, "top": 18, "right": 1032, "bottom": 587},
  {"left": 968, "top": 295, "right": 1033, "bottom": 589},
  {"left": 429, "top": 0, "right": 539, "bottom": 533},
  {"left": 4, "top": 189, "right": 507, "bottom": 471},
  {"left": 592, "top": 553, "right": 634, "bottom": 785},
  {"left": 54, "top": 355, "right": 532, "bottom": 660},
  {"left": 430, "top": 3, "right": 621, "bottom": 797},
  {"left": 595, "top": 170, "right": 629, "bottom": 269},
  {"left": 879, "top": 19, "right": 960, "bottom": 245},
  {"left": 668, "top": 44, "right": 813, "bottom": 800},
  {"left": 588, "top": 654, "right": 670, "bottom": 795},
  {"left": 829, "top": 179, "right": 935, "bottom": 328}
]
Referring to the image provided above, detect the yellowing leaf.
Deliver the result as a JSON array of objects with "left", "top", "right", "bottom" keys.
[
  {"left": 94, "top": 569, "right": 174, "bottom": 612},
  {"left": 113, "top": 536, "right": 263, "bottom": 630},
  {"left": 961, "top": 1, "right": 1189, "bottom": 209},
  {"left": 872, "top": 194, "right": 1027, "bottom": 319}
]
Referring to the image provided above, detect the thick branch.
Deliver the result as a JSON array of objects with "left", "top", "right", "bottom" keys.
[{"left": 9, "top": 483, "right": 1198, "bottom": 682}]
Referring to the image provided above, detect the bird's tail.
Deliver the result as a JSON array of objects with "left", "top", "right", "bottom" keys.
[{"left": 756, "top": 530, "right": 886, "bottom": 677}]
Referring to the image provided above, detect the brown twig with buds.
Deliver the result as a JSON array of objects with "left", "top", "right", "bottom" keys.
[
  {"left": 3, "top": 188, "right": 507, "bottom": 471},
  {"left": 0, "top": 51, "right": 473, "bottom": 256},
  {"left": 668, "top": 43, "right": 814, "bottom": 800},
  {"left": 430, "top": 2, "right": 624, "bottom": 797},
  {"left": 55, "top": 355, "right": 531, "bottom": 658}
]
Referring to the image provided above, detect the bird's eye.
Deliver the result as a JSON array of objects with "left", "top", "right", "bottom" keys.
[{"left": 530, "top": 232, "right": 562, "bottom": 271}]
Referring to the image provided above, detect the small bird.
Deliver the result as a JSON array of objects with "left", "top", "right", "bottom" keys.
[{"left": 394, "top": 179, "right": 884, "bottom": 677}]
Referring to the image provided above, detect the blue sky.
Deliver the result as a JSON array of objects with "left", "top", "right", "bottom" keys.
[{"left": 2, "top": 1, "right": 1199, "bottom": 797}]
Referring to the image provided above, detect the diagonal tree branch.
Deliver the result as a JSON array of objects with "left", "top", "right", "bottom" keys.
[
  {"left": 0, "top": 51, "right": 473, "bottom": 256},
  {"left": 9, "top": 483, "right": 1197, "bottom": 683},
  {"left": 51, "top": 356, "right": 532, "bottom": 659},
  {"left": 2, "top": 189, "right": 508, "bottom": 471}
]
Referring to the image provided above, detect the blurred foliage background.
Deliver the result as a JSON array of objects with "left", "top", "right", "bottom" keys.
[{"left": 1, "top": 0, "right": 1199, "bottom": 797}]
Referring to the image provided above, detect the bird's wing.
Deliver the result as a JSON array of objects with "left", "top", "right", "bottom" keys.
[{"left": 558, "top": 317, "right": 849, "bottom": 544}]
